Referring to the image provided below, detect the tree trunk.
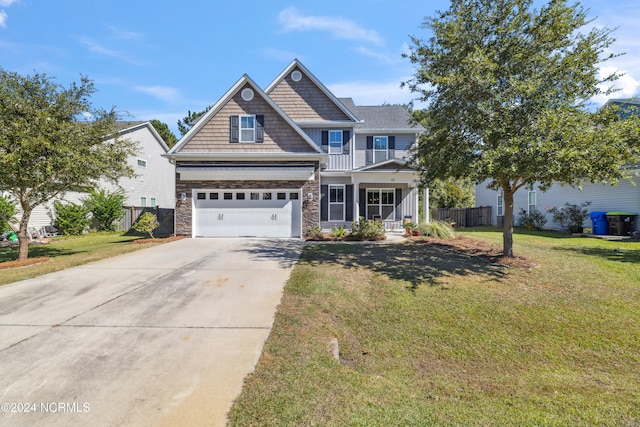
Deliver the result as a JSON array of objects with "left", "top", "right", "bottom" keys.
[
  {"left": 502, "top": 189, "right": 515, "bottom": 257},
  {"left": 17, "top": 207, "right": 32, "bottom": 261}
]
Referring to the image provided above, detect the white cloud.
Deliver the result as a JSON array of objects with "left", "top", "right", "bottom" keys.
[
  {"left": 76, "top": 36, "right": 143, "bottom": 65},
  {"left": 353, "top": 46, "right": 396, "bottom": 64},
  {"left": 0, "top": 0, "right": 18, "bottom": 6},
  {"left": 134, "top": 85, "right": 181, "bottom": 103},
  {"left": 278, "top": 7, "right": 383, "bottom": 46},
  {"left": 0, "top": 10, "right": 7, "bottom": 28},
  {"left": 108, "top": 25, "right": 143, "bottom": 41},
  {"left": 592, "top": 66, "right": 640, "bottom": 105}
]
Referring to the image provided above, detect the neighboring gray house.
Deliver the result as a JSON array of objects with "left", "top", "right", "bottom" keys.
[
  {"left": 23, "top": 121, "right": 175, "bottom": 230},
  {"left": 165, "top": 59, "right": 425, "bottom": 238},
  {"left": 475, "top": 98, "right": 640, "bottom": 232}
]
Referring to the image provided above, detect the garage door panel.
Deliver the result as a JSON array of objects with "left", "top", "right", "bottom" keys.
[{"left": 194, "top": 195, "right": 299, "bottom": 238}]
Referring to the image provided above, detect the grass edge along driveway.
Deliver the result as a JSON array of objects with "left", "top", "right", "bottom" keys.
[
  {"left": 0, "top": 233, "right": 167, "bottom": 286},
  {"left": 228, "top": 229, "right": 640, "bottom": 426}
]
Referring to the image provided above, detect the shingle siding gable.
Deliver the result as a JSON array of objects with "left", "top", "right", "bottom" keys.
[
  {"left": 269, "top": 69, "right": 351, "bottom": 122},
  {"left": 178, "top": 84, "right": 316, "bottom": 153}
]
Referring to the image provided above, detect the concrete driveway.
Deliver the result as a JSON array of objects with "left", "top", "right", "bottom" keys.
[{"left": 0, "top": 238, "right": 303, "bottom": 427}]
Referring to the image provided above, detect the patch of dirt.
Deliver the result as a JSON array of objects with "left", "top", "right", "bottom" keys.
[
  {"left": 409, "top": 235, "right": 537, "bottom": 268},
  {"left": 0, "top": 257, "right": 51, "bottom": 270},
  {"left": 133, "top": 235, "right": 186, "bottom": 244}
]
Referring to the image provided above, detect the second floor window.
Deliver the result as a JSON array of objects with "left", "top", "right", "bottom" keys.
[
  {"left": 230, "top": 114, "right": 264, "bottom": 143},
  {"left": 329, "top": 130, "right": 343, "bottom": 154},
  {"left": 374, "top": 136, "right": 388, "bottom": 163},
  {"left": 240, "top": 115, "right": 255, "bottom": 142},
  {"left": 366, "top": 135, "right": 395, "bottom": 165}
]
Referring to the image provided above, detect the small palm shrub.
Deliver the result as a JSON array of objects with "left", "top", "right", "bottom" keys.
[
  {"left": 329, "top": 225, "right": 347, "bottom": 238},
  {"left": 416, "top": 220, "right": 456, "bottom": 239}
]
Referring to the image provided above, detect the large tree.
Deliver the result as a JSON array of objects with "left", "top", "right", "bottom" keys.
[
  {"left": 0, "top": 69, "right": 138, "bottom": 260},
  {"left": 404, "top": 0, "right": 640, "bottom": 256},
  {"left": 149, "top": 119, "right": 178, "bottom": 148},
  {"left": 177, "top": 106, "right": 211, "bottom": 137}
]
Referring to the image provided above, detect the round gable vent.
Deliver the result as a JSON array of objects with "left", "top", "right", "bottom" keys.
[
  {"left": 291, "top": 70, "right": 302, "bottom": 82},
  {"left": 241, "top": 88, "right": 254, "bottom": 101}
]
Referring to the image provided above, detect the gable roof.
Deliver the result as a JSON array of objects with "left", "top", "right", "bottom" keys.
[
  {"left": 265, "top": 59, "right": 360, "bottom": 124},
  {"left": 167, "top": 74, "right": 323, "bottom": 156},
  {"left": 353, "top": 158, "right": 414, "bottom": 172},
  {"left": 117, "top": 121, "right": 170, "bottom": 153},
  {"left": 339, "top": 98, "right": 424, "bottom": 133}
]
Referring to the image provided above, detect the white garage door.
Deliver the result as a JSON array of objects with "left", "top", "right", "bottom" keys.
[{"left": 193, "top": 190, "right": 301, "bottom": 238}]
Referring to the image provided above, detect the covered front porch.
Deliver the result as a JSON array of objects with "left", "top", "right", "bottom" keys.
[{"left": 319, "top": 163, "right": 429, "bottom": 231}]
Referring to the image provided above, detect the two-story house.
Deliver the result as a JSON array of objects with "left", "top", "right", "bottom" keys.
[{"left": 166, "top": 59, "right": 424, "bottom": 238}]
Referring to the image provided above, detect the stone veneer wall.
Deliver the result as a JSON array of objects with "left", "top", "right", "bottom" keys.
[{"left": 174, "top": 161, "right": 320, "bottom": 236}]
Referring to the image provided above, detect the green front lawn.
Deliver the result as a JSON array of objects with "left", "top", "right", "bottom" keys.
[
  {"left": 0, "top": 233, "right": 160, "bottom": 286},
  {"left": 228, "top": 229, "right": 640, "bottom": 426}
]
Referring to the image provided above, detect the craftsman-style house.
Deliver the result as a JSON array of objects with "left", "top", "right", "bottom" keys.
[{"left": 166, "top": 60, "right": 424, "bottom": 238}]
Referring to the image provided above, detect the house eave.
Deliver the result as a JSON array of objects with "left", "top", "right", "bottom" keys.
[
  {"left": 164, "top": 152, "right": 327, "bottom": 162},
  {"left": 176, "top": 164, "right": 316, "bottom": 181},
  {"left": 354, "top": 128, "right": 423, "bottom": 134}
]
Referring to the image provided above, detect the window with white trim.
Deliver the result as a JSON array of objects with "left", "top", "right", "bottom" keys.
[
  {"left": 150, "top": 197, "right": 156, "bottom": 207},
  {"left": 374, "top": 136, "right": 388, "bottom": 163},
  {"left": 497, "top": 193, "right": 504, "bottom": 217},
  {"left": 329, "top": 185, "right": 345, "bottom": 221},
  {"left": 528, "top": 191, "right": 536, "bottom": 213},
  {"left": 140, "top": 197, "right": 147, "bottom": 207},
  {"left": 137, "top": 159, "right": 147, "bottom": 168},
  {"left": 329, "top": 130, "right": 343, "bottom": 154},
  {"left": 240, "top": 115, "right": 255, "bottom": 142}
]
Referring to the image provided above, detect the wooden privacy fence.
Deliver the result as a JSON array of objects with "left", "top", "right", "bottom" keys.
[
  {"left": 118, "top": 206, "right": 174, "bottom": 236},
  {"left": 436, "top": 206, "right": 492, "bottom": 227}
]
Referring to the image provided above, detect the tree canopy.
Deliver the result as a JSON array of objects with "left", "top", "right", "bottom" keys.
[
  {"left": 0, "top": 69, "right": 137, "bottom": 260},
  {"left": 149, "top": 119, "right": 178, "bottom": 148},
  {"left": 177, "top": 106, "right": 211, "bottom": 137},
  {"left": 404, "top": 0, "right": 640, "bottom": 256}
]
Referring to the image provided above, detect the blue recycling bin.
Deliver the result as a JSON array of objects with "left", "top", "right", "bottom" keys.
[{"left": 589, "top": 211, "right": 609, "bottom": 235}]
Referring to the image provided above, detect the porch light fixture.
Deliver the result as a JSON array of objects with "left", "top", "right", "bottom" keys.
[
  {"left": 307, "top": 192, "right": 313, "bottom": 201},
  {"left": 180, "top": 192, "right": 187, "bottom": 202}
]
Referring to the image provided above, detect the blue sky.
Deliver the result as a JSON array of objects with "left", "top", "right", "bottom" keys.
[{"left": 1, "top": 0, "right": 639, "bottom": 135}]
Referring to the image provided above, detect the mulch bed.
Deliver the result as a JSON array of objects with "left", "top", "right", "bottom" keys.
[
  {"left": 133, "top": 235, "right": 186, "bottom": 244},
  {"left": 408, "top": 235, "right": 537, "bottom": 268},
  {"left": 0, "top": 257, "right": 51, "bottom": 270}
]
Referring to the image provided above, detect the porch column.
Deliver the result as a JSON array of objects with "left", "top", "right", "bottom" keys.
[
  {"left": 423, "top": 187, "right": 430, "bottom": 223},
  {"left": 353, "top": 182, "right": 359, "bottom": 221}
]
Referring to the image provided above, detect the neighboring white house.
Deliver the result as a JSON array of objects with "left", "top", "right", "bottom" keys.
[
  {"left": 475, "top": 98, "right": 640, "bottom": 234},
  {"left": 22, "top": 121, "right": 175, "bottom": 230},
  {"left": 475, "top": 175, "right": 640, "bottom": 232}
]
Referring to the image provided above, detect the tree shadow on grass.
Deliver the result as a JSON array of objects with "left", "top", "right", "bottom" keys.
[
  {"left": 300, "top": 242, "right": 507, "bottom": 292},
  {"left": 0, "top": 244, "right": 79, "bottom": 263},
  {"left": 553, "top": 245, "right": 640, "bottom": 264}
]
